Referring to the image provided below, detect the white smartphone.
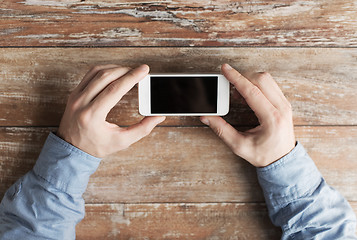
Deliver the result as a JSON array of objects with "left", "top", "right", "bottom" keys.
[{"left": 139, "top": 73, "right": 230, "bottom": 116}]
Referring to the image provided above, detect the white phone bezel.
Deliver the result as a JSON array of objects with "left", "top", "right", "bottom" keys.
[{"left": 139, "top": 73, "right": 230, "bottom": 116}]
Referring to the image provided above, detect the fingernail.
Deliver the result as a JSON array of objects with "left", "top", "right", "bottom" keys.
[
  {"left": 223, "top": 63, "right": 233, "bottom": 70},
  {"left": 200, "top": 117, "right": 209, "bottom": 126}
]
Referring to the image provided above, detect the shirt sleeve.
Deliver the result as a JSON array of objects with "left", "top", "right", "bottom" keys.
[
  {"left": 0, "top": 132, "right": 101, "bottom": 240},
  {"left": 257, "top": 142, "right": 357, "bottom": 239}
]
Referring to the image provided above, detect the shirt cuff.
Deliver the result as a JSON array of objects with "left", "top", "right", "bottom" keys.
[
  {"left": 256, "top": 142, "right": 323, "bottom": 209},
  {"left": 33, "top": 132, "right": 101, "bottom": 195}
]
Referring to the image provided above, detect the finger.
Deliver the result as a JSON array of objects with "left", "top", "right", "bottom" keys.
[
  {"left": 90, "top": 64, "right": 150, "bottom": 118},
  {"left": 243, "top": 72, "right": 290, "bottom": 111},
  {"left": 200, "top": 116, "right": 245, "bottom": 154},
  {"left": 79, "top": 66, "right": 131, "bottom": 105},
  {"left": 120, "top": 116, "right": 166, "bottom": 148},
  {"left": 221, "top": 64, "right": 276, "bottom": 124},
  {"left": 73, "top": 64, "right": 121, "bottom": 94}
]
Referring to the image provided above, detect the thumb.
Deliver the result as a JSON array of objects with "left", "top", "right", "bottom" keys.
[
  {"left": 200, "top": 116, "right": 245, "bottom": 154},
  {"left": 121, "top": 116, "right": 166, "bottom": 146}
]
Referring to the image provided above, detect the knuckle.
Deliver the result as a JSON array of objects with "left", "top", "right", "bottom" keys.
[
  {"left": 89, "top": 65, "right": 98, "bottom": 72},
  {"left": 247, "top": 85, "right": 262, "bottom": 98},
  {"left": 282, "top": 103, "right": 292, "bottom": 114},
  {"left": 97, "top": 69, "right": 113, "bottom": 79},
  {"left": 254, "top": 72, "right": 271, "bottom": 85},
  {"left": 280, "top": 100, "right": 293, "bottom": 117},
  {"left": 214, "top": 122, "right": 228, "bottom": 138},
  {"left": 271, "top": 109, "right": 281, "bottom": 120},
  {"left": 91, "top": 64, "right": 122, "bottom": 72},
  {"left": 67, "top": 91, "right": 76, "bottom": 103},
  {"left": 270, "top": 109, "right": 285, "bottom": 126},
  {"left": 214, "top": 127, "right": 223, "bottom": 137},
  {"left": 67, "top": 93, "right": 82, "bottom": 111},
  {"left": 77, "top": 109, "right": 92, "bottom": 126},
  {"left": 123, "top": 66, "right": 132, "bottom": 72},
  {"left": 118, "top": 67, "right": 132, "bottom": 76},
  {"left": 215, "top": 128, "right": 224, "bottom": 138},
  {"left": 126, "top": 69, "right": 136, "bottom": 78},
  {"left": 69, "top": 98, "right": 81, "bottom": 111},
  {"left": 106, "top": 81, "right": 120, "bottom": 93},
  {"left": 91, "top": 65, "right": 103, "bottom": 73},
  {"left": 258, "top": 72, "right": 272, "bottom": 80}
]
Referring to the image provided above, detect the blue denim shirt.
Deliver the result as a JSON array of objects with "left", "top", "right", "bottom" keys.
[{"left": 0, "top": 132, "right": 356, "bottom": 239}]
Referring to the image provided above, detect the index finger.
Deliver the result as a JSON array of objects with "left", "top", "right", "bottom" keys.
[
  {"left": 90, "top": 64, "right": 150, "bottom": 119},
  {"left": 73, "top": 64, "right": 121, "bottom": 94},
  {"left": 222, "top": 64, "right": 276, "bottom": 124}
]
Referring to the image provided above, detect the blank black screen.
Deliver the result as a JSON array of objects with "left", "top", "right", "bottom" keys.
[{"left": 151, "top": 76, "right": 218, "bottom": 114}]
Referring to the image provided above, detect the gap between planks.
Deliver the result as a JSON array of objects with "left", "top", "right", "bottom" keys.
[
  {"left": 1, "top": 126, "right": 357, "bottom": 203},
  {"left": 1, "top": 47, "right": 356, "bottom": 126},
  {"left": 1, "top": 46, "right": 357, "bottom": 48}
]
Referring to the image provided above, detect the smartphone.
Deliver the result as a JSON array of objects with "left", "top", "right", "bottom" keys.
[{"left": 139, "top": 74, "right": 230, "bottom": 116}]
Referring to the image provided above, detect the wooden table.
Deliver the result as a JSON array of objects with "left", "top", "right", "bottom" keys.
[{"left": 1, "top": 1, "right": 356, "bottom": 239}]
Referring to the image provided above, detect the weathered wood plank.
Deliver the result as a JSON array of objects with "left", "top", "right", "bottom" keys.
[
  {"left": 76, "top": 203, "right": 281, "bottom": 239},
  {"left": 1, "top": 0, "right": 356, "bottom": 46},
  {"left": 77, "top": 202, "right": 357, "bottom": 239},
  {"left": 1, "top": 48, "right": 356, "bottom": 126},
  {"left": 1, "top": 126, "right": 356, "bottom": 202}
]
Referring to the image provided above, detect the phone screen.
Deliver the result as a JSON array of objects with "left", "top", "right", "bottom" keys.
[{"left": 150, "top": 76, "right": 218, "bottom": 114}]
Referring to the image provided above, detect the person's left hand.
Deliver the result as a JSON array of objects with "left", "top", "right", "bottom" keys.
[
  {"left": 200, "top": 64, "right": 295, "bottom": 167},
  {"left": 57, "top": 64, "right": 165, "bottom": 158}
]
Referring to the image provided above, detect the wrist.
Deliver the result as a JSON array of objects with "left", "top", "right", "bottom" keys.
[
  {"left": 33, "top": 132, "right": 101, "bottom": 195},
  {"left": 256, "top": 142, "right": 322, "bottom": 207},
  {"left": 262, "top": 141, "right": 297, "bottom": 168}
]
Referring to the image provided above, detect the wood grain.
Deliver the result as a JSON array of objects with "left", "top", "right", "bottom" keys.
[
  {"left": 1, "top": 126, "right": 356, "bottom": 203},
  {"left": 1, "top": 47, "right": 356, "bottom": 126},
  {"left": 76, "top": 203, "right": 281, "bottom": 240},
  {"left": 1, "top": 0, "right": 357, "bottom": 47},
  {"left": 76, "top": 202, "right": 357, "bottom": 239},
  {"left": 2, "top": 0, "right": 356, "bottom": 237}
]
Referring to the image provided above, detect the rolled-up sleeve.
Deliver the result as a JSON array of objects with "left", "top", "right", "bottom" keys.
[
  {"left": 257, "top": 142, "right": 357, "bottom": 239},
  {"left": 0, "top": 132, "right": 101, "bottom": 240}
]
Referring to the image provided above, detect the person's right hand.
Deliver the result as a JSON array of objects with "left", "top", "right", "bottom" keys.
[
  {"left": 57, "top": 64, "right": 165, "bottom": 158},
  {"left": 200, "top": 64, "right": 296, "bottom": 167}
]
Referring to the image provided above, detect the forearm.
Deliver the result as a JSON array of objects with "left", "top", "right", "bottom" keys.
[
  {"left": 257, "top": 142, "right": 357, "bottom": 239},
  {"left": 0, "top": 133, "right": 101, "bottom": 240},
  {"left": 0, "top": 64, "right": 162, "bottom": 239}
]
